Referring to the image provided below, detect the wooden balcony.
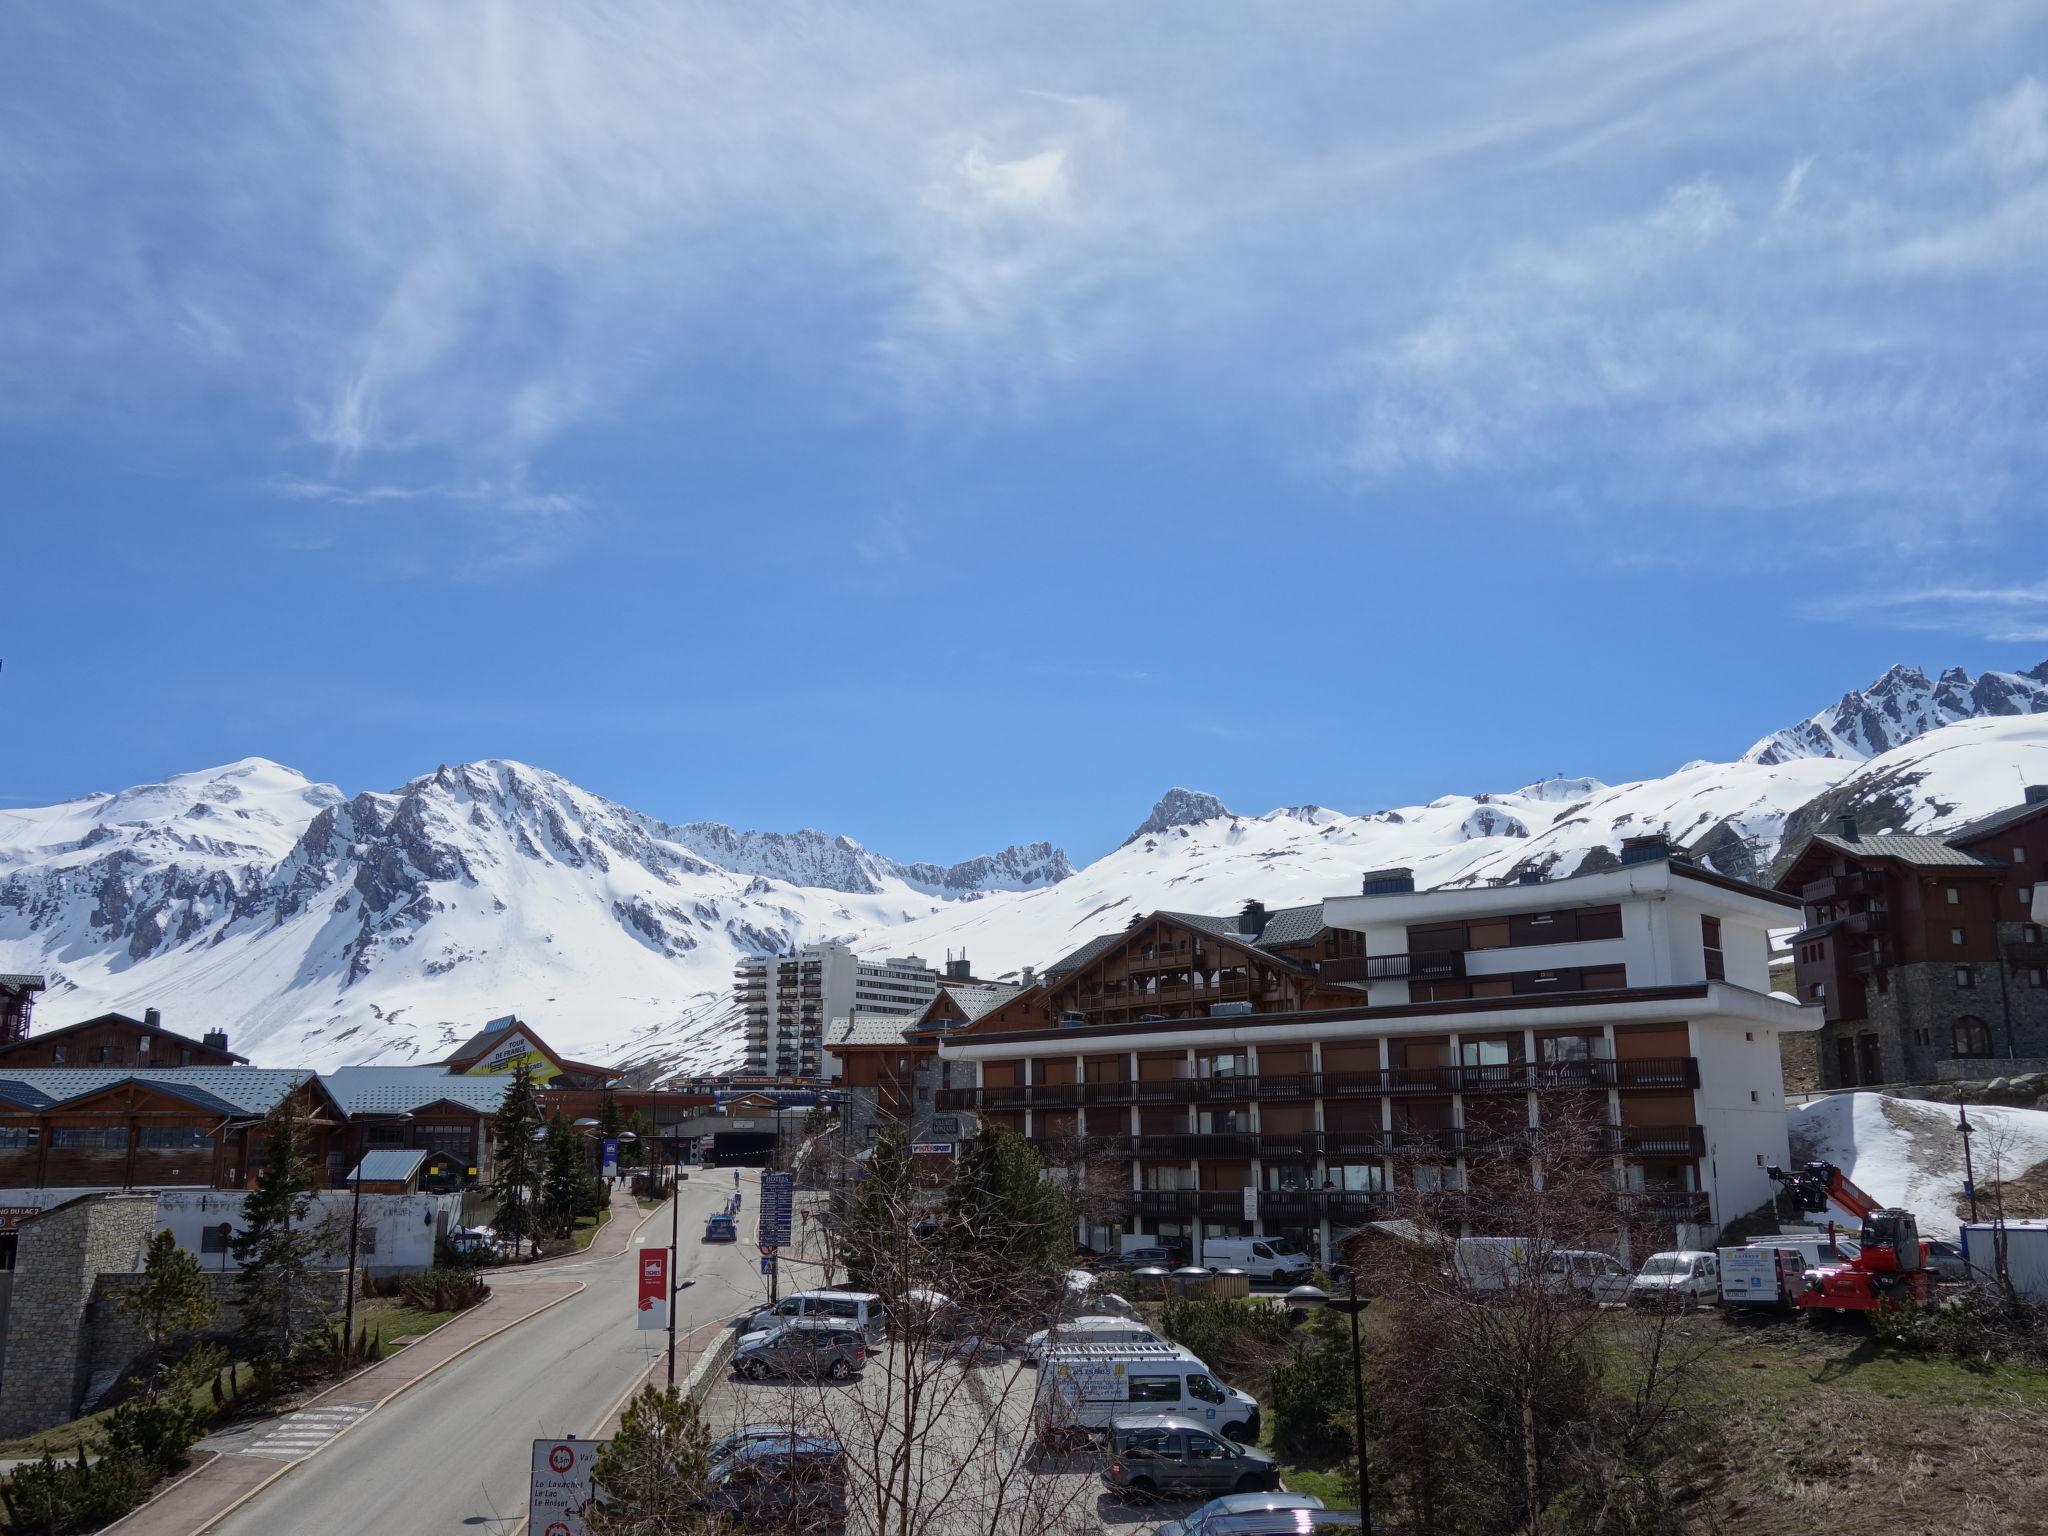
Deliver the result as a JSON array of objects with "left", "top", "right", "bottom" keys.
[
  {"left": 1125, "top": 945, "right": 1198, "bottom": 973},
  {"left": 1133, "top": 1132, "right": 1258, "bottom": 1159},
  {"left": 1802, "top": 870, "right": 1873, "bottom": 903},
  {"left": 1606, "top": 1124, "right": 1707, "bottom": 1157},
  {"left": 1079, "top": 978, "right": 1251, "bottom": 1013},
  {"left": 1622, "top": 1190, "right": 1712, "bottom": 1224}
]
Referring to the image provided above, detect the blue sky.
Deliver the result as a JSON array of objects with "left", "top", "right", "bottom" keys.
[{"left": 5, "top": 1, "right": 2048, "bottom": 865}]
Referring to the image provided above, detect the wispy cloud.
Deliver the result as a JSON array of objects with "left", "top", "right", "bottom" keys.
[{"left": 1810, "top": 581, "right": 2048, "bottom": 645}]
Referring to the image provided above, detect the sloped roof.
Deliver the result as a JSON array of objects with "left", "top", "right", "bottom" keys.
[
  {"left": 944, "top": 982, "right": 1023, "bottom": 1024},
  {"left": 444, "top": 1016, "right": 521, "bottom": 1065},
  {"left": 827, "top": 1016, "right": 918, "bottom": 1049},
  {"left": 346, "top": 1148, "right": 428, "bottom": 1184},
  {"left": 1, "top": 1012, "right": 250, "bottom": 1063},
  {"left": 0, "top": 1078, "right": 58, "bottom": 1110},
  {"left": 1944, "top": 795, "right": 2048, "bottom": 847},
  {"left": 321, "top": 1068, "right": 512, "bottom": 1116},
  {"left": 1807, "top": 832, "right": 2003, "bottom": 870},
  {"left": 1042, "top": 910, "right": 1318, "bottom": 981},
  {"left": 0, "top": 1067, "right": 311, "bottom": 1115},
  {"left": 1251, "top": 904, "right": 1325, "bottom": 949}
]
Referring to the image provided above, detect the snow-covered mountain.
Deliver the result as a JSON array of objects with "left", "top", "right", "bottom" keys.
[
  {"left": 0, "top": 759, "right": 1066, "bottom": 1074},
  {"left": 1745, "top": 660, "right": 2048, "bottom": 765},
  {"left": 846, "top": 715, "right": 2048, "bottom": 988},
  {"left": 4, "top": 661, "right": 2046, "bottom": 1077}
]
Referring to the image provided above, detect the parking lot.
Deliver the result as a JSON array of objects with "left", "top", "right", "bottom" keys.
[{"left": 698, "top": 1332, "right": 1220, "bottom": 1535}]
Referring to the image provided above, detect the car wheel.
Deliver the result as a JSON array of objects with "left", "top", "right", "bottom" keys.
[
  {"left": 1222, "top": 1421, "right": 1250, "bottom": 1443},
  {"left": 828, "top": 1358, "right": 850, "bottom": 1381},
  {"left": 738, "top": 1358, "right": 764, "bottom": 1380},
  {"left": 1125, "top": 1478, "right": 1157, "bottom": 1504}
]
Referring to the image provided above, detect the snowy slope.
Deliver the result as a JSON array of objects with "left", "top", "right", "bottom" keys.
[
  {"left": 1745, "top": 660, "right": 2048, "bottom": 765},
  {"left": 1787, "top": 1092, "right": 2048, "bottom": 1237},
  {"left": 0, "top": 759, "right": 1065, "bottom": 1075},
  {"left": 856, "top": 715, "right": 2048, "bottom": 988}
]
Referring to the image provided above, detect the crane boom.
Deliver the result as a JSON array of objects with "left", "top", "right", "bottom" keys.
[{"left": 1766, "top": 1162, "right": 1885, "bottom": 1228}]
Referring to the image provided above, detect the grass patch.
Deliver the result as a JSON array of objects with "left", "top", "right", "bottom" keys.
[
  {"left": 636, "top": 1196, "right": 665, "bottom": 1211},
  {"left": 352, "top": 1297, "right": 465, "bottom": 1357},
  {"left": 0, "top": 1361, "right": 259, "bottom": 1462},
  {"left": 569, "top": 1204, "right": 612, "bottom": 1252}
]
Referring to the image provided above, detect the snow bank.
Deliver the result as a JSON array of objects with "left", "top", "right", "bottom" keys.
[{"left": 1785, "top": 1092, "right": 2048, "bottom": 1237}]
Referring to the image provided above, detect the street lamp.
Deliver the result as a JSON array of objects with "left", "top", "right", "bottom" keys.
[
  {"left": 1286, "top": 1275, "right": 1373, "bottom": 1534},
  {"left": 1958, "top": 1097, "right": 1980, "bottom": 1224}
]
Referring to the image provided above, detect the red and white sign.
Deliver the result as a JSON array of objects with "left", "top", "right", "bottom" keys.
[
  {"left": 637, "top": 1246, "right": 669, "bottom": 1332},
  {"left": 529, "top": 1438, "right": 600, "bottom": 1536}
]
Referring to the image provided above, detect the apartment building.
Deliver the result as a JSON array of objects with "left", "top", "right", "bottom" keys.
[
  {"left": 1781, "top": 788, "right": 2048, "bottom": 1087},
  {"left": 737, "top": 943, "right": 940, "bottom": 1079},
  {"left": 936, "top": 838, "right": 1808, "bottom": 1262}
]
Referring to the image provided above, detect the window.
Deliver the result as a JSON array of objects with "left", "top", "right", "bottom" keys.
[
  {"left": 1577, "top": 905, "right": 1624, "bottom": 942},
  {"left": 1187, "top": 1373, "right": 1227, "bottom": 1404},
  {"left": 138, "top": 1126, "right": 209, "bottom": 1150},
  {"left": 2031, "top": 968, "right": 2046, "bottom": 989},
  {"left": 2018, "top": 847, "right": 2030, "bottom": 865},
  {"left": 52, "top": 1127, "right": 128, "bottom": 1149},
  {"left": 1955, "top": 966, "right": 1975, "bottom": 990},
  {"left": 2022, "top": 888, "right": 2035, "bottom": 908},
  {"left": 1809, "top": 982, "right": 1827, "bottom": 1001},
  {"left": 51, "top": 1046, "right": 67, "bottom": 1064},
  {"left": 1701, "top": 915, "right": 1725, "bottom": 981},
  {"left": 412, "top": 1124, "right": 474, "bottom": 1156},
  {"left": 1582, "top": 966, "right": 1627, "bottom": 990},
  {"left": 1952, "top": 1016, "right": 1993, "bottom": 1058},
  {"left": 1459, "top": 1038, "right": 1510, "bottom": 1068},
  {"left": 1951, "top": 929, "right": 1965, "bottom": 946},
  {"left": 1128, "top": 1374, "right": 1181, "bottom": 1403},
  {"left": 0, "top": 1127, "right": 37, "bottom": 1150},
  {"left": 1539, "top": 1035, "right": 1594, "bottom": 1063},
  {"left": 199, "top": 1225, "right": 232, "bottom": 1254},
  {"left": 1329, "top": 1163, "right": 1388, "bottom": 1192},
  {"left": 364, "top": 1124, "right": 407, "bottom": 1147},
  {"left": 1946, "top": 887, "right": 1960, "bottom": 905}
]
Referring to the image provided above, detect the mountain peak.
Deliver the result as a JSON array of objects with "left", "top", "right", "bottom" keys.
[
  {"left": 1743, "top": 659, "right": 2048, "bottom": 766},
  {"left": 1124, "top": 787, "right": 1233, "bottom": 845}
]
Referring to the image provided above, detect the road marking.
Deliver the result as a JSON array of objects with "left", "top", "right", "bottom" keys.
[{"left": 241, "top": 1406, "right": 369, "bottom": 1460}]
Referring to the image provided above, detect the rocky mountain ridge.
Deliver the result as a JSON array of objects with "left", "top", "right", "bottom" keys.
[{"left": 1745, "top": 659, "right": 2048, "bottom": 766}]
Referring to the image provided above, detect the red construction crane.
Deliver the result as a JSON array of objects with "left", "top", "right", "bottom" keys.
[{"left": 1766, "top": 1162, "right": 1932, "bottom": 1317}]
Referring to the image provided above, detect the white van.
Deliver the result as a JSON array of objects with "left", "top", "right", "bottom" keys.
[
  {"left": 1627, "top": 1251, "right": 1720, "bottom": 1309},
  {"left": 1200, "top": 1237, "right": 1312, "bottom": 1284},
  {"left": 745, "top": 1290, "right": 888, "bottom": 1343},
  {"left": 1719, "top": 1237, "right": 1859, "bottom": 1310},
  {"left": 1022, "top": 1316, "right": 1165, "bottom": 1364},
  {"left": 1036, "top": 1343, "right": 1262, "bottom": 1442}
]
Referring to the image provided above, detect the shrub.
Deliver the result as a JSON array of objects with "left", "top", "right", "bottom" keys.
[
  {"left": 400, "top": 1267, "right": 490, "bottom": 1313},
  {"left": 1872, "top": 1290, "right": 2048, "bottom": 1365},
  {"left": 0, "top": 1451, "right": 149, "bottom": 1534},
  {"left": 1270, "top": 1314, "right": 1355, "bottom": 1465},
  {"left": 1159, "top": 1297, "right": 1297, "bottom": 1391},
  {"left": 99, "top": 1347, "right": 224, "bottom": 1478}
]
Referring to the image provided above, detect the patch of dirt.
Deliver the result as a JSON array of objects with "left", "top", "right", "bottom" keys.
[{"left": 1957, "top": 1158, "right": 2048, "bottom": 1223}]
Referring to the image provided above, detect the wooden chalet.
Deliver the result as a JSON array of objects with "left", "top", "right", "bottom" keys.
[{"left": 0, "top": 1008, "right": 247, "bottom": 1070}]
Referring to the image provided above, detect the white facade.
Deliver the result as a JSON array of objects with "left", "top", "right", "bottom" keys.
[
  {"left": 940, "top": 855, "right": 1816, "bottom": 1258},
  {"left": 739, "top": 944, "right": 938, "bottom": 1079}
]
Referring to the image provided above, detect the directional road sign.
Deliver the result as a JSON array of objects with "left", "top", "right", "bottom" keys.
[{"left": 757, "top": 1171, "right": 794, "bottom": 1249}]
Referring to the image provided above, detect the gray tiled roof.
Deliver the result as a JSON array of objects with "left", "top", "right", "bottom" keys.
[
  {"left": 1943, "top": 796, "right": 2048, "bottom": 847},
  {"left": 827, "top": 1017, "right": 917, "bottom": 1049},
  {"left": 346, "top": 1148, "right": 428, "bottom": 1184},
  {"left": 0, "top": 975, "right": 46, "bottom": 991},
  {"left": 0, "top": 1067, "right": 310, "bottom": 1115},
  {"left": 320, "top": 1068, "right": 513, "bottom": 1116},
  {"left": 944, "top": 982, "right": 1023, "bottom": 1024},
  {"left": 1251, "top": 904, "right": 1325, "bottom": 949},
  {"left": 0, "top": 1078, "right": 58, "bottom": 1109},
  {"left": 1809, "top": 832, "right": 2003, "bottom": 869}
]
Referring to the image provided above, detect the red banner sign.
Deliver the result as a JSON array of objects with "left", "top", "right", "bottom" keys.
[{"left": 636, "top": 1247, "right": 668, "bottom": 1331}]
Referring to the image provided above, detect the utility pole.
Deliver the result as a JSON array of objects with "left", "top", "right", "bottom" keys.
[
  {"left": 667, "top": 1130, "right": 681, "bottom": 1389},
  {"left": 1958, "top": 1098, "right": 1980, "bottom": 1223}
]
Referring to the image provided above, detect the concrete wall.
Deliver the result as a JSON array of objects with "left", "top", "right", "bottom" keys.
[
  {"left": 1689, "top": 1018, "right": 1793, "bottom": 1230},
  {"left": 0, "top": 1188, "right": 461, "bottom": 1276},
  {"left": 0, "top": 1194, "right": 157, "bottom": 1437}
]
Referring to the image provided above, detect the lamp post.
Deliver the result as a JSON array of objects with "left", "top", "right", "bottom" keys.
[
  {"left": 1287, "top": 1274, "right": 1372, "bottom": 1534},
  {"left": 1958, "top": 1097, "right": 1980, "bottom": 1224},
  {"left": 668, "top": 1128, "right": 683, "bottom": 1388},
  {"left": 343, "top": 1112, "right": 412, "bottom": 1352}
]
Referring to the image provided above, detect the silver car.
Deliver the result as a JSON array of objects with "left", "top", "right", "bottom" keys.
[
  {"left": 1154, "top": 1491, "right": 1326, "bottom": 1536},
  {"left": 733, "top": 1321, "right": 867, "bottom": 1382}
]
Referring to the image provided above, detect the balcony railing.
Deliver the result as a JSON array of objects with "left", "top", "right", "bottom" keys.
[
  {"left": 1605, "top": 1124, "right": 1707, "bottom": 1157},
  {"left": 1125, "top": 946, "right": 1197, "bottom": 973},
  {"left": 1079, "top": 978, "right": 1252, "bottom": 1013},
  {"left": 935, "top": 1057, "right": 1699, "bottom": 1111},
  {"left": 1133, "top": 1132, "right": 1258, "bottom": 1160},
  {"left": 1622, "top": 1190, "right": 1712, "bottom": 1224},
  {"left": 1320, "top": 949, "right": 1469, "bottom": 985},
  {"left": 1801, "top": 871, "right": 1872, "bottom": 903}
]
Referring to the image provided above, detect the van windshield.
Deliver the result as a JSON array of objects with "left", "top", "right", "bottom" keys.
[
  {"left": 1640, "top": 1255, "right": 1687, "bottom": 1277},
  {"left": 1263, "top": 1237, "right": 1305, "bottom": 1255}
]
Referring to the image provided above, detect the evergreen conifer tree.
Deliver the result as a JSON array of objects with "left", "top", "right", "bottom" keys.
[
  {"left": 489, "top": 1063, "right": 546, "bottom": 1256},
  {"left": 232, "top": 1091, "right": 334, "bottom": 1379}
]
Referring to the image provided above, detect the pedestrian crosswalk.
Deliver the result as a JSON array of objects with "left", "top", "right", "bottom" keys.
[{"left": 241, "top": 1404, "right": 370, "bottom": 1461}]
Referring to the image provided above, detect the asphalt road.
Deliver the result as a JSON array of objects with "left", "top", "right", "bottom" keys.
[{"left": 206, "top": 1171, "right": 775, "bottom": 1536}]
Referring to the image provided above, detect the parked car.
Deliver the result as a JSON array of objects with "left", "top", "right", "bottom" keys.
[
  {"left": 710, "top": 1423, "right": 811, "bottom": 1463},
  {"left": 1628, "top": 1250, "right": 1721, "bottom": 1309},
  {"left": 1201, "top": 1238, "right": 1313, "bottom": 1285},
  {"left": 746, "top": 1290, "right": 889, "bottom": 1344},
  {"left": 1542, "top": 1249, "right": 1634, "bottom": 1304},
  {"left": 701, "top": 1434, "right": 846, "bottom": 1533},
  {"left": 732, "top": 1321, "right": 868, "bottom": 1382},
  {"left": 1101, "top": 1414, "right": 1278, "bottom": 1501},
  {"left": 1152, "top": 1491, "right": 1326, "bottom": 1536},
  {"left": 1191, "top": 1515, "right": 1363, "bottom": 1534},
  {"left": 1925, "top": 1238, "right": 1970, "bottom": 1282},
  {"left": 703, "top": 1212, "right": 737, "bottom": 1242},
  {"left": 1108, "top": 1245, "right": 1182, "bottom": 1272}
]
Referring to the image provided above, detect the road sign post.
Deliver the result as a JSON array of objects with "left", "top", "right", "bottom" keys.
[
  {"left": 530, "top": 1438, "right": 600, "bottom": 1536},
  {"left": 758, "top": 1171, "right": 794, "bottom": 1302}
]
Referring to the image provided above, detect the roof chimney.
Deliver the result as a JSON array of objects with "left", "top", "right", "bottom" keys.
[
  {"left": 1238, "top": 900, "right": 1269, "bottom": 938},
  {"left": 1835, "top": 815, "right": 1860, "bottom": 843},
  {"left": 1619, "top": 834, "right": 1673, "bottom": 867},
  {"left": 143, "top": 1006, "right": 162, "bottom": 1030},
  {"left": 202, "top": 1029, "right": 228, "bottom": 1052},
  {"left": 944, "top": 950, "right": 973, "bottom": 981},
  {"left": 1361, "top": 867, "right": 1415, "bottom": 896},
  {"left": 1019, "top": 966, "right": 1036, "bottom": 989},
  {"left": 2026, "top": 785, "right": 2048, "bottom": 805}
]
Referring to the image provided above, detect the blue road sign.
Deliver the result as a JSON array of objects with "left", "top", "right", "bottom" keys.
[
  {"left": 760, "top": 1255, "right": 777, "bottom": 1276},
  {"left": 758, "top": 1171, "right": 795, "bottom": 1249}
]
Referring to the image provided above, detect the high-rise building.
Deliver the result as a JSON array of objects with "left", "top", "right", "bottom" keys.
[{"left": 736, "top": 944, "right": 939, "bottom": 1078}]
